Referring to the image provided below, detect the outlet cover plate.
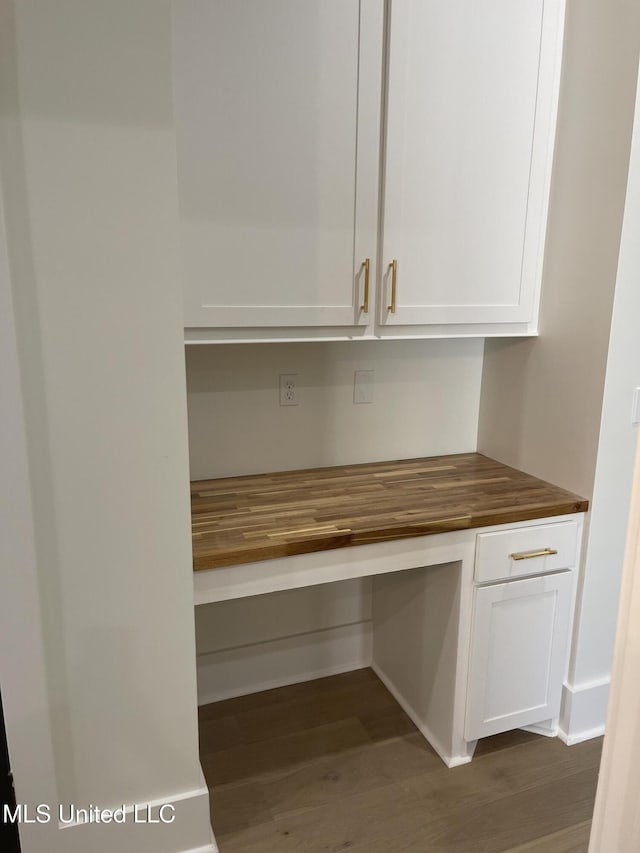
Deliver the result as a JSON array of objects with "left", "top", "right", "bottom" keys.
[
  {"left": 279, "top": 374, "right": 299, "bottom": 406},
  {"left": 354, "top": 370, "right": 374, "bottom": 404}
]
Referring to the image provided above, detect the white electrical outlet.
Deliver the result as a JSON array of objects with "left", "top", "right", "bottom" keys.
[
  {"left": 279, "top": 374, "right": 299, "bottom": 406},
  {"left": 354, "top": 370, "right": 374, "bottom": 404}
]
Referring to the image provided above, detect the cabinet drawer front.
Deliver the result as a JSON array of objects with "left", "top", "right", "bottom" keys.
[{"left": 475, "top": 521, "right": 579, "bottom": 583}]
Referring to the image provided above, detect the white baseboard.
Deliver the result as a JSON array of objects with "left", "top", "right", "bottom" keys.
[
  {"left": 56, "top": 770, "right": 214, "bottom": 853},
  {"left": 521, "top": 719, "right": 558, "bottom": 737},
  {"left": 182, "top": 783, "right": 218, "bottom": 853},
  {"left": 182, "top": 837, "right": 218, "bottom": 853},
  {"left": 183, "top": 843, "right": 218, "bottom": 853},
  {"left": 371, "top": 661, "right": 472, "bottom": 769},
  {"left": 197, "top": 621, "right": 372, "bottom": 705},
  {"left": 559, "top": 677, "right": 610, "bottom": 745}
]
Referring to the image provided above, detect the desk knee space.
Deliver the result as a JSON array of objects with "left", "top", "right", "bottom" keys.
[{"left": 193, "top": 513, "right": 584, "bottom": 767}]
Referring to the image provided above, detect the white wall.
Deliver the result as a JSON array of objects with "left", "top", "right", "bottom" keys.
[
  {"left": 186, "top": 339, "right": 484, "bottom": 478},
  {"left": 188, "top": 339, "right": 484, "bottom": 700},
  {"left": 478, "top": 0, "right": 640, "bottom": 498},
  {"left": 0, "top": 2, "right": 211, "bottom": 851},
  {"left": 0, "top": 166, "right": 61, "bottom": 853},
  {"left": 589, "top": 442, "right": 640, "bottom": 850},
  {"left": 196, "top": 580, "right": 372, "bottom": 704},
  {"left": 565, "top": 68, "right": 640, "bottom": 733},
  {"left": 478, "top": 0, "right": 640, "bottom": 742}
]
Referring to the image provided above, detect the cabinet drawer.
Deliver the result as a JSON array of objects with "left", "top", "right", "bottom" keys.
[{"left": 475, "top": 521, "right": 579, "bottom": 583}]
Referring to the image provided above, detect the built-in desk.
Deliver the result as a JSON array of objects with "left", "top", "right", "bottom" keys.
[{"left": 191, "top": 453, "right": 588, "bottom": 766}]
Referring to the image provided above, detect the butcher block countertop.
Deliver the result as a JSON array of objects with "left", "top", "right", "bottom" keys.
[{"left": 190, "top": 453, "right": 588, "bottom": 571}]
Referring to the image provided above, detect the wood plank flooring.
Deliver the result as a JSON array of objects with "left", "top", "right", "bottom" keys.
[
  {"left": 191, "top": 453, "right": 588, "bottom": 570},
  {"left": 199, "top": 669, "right": 601, "bottom": 852}
]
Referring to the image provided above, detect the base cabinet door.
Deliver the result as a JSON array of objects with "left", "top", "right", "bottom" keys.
[{"left": 465, "top": 571, "right": 573, "bottom": 741}]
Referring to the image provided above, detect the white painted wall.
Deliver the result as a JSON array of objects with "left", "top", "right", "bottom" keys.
[
  {"left": 565, "top": 66, "right": 640, "bottom": 729},
  {"left": 196, "top": 580, "right": 372, "bottom": 704},
  {"left": 0, "top": 167, "right": 62, "bottom": 853},
  {"left": 186, "top": 339, "right": 484, "bottom": 478},
  {"left": 589, "top": 438, "right": 640, "bottom": 853},
  {"left": 478, "top": 0, "right": 640, "bottom": 498},
  {"left": 478, "top": 0, "right": 640, "bottom": 743},
  {"left": 188, "top": 339, "right": 484, "bottom": 699},
  {"left": 587, "top": 97, "right": 640, "bottom": 817},
  {"left": 0, "top": 2, "right": 212, "bottom": 850}
]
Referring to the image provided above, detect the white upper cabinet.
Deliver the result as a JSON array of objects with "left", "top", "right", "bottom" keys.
[
  {"left": 173, "top": 1, "right": 565, "bottom": 341},
  {"left": 379, "top": 0, "right": 564, "bottom": 334},
  {"left": 174, "top": 0, "right": 383, "bottom": 333}
]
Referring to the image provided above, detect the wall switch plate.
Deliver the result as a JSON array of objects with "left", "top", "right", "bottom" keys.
[
  {"left": 279, "top": 374, "right": 299, "bottom": 406},
  {"left": 632, "top": 387, "right": 640, "bottom": 426},
  {"left": 354, "top": 370, "right": 374, "bottom": 404}
]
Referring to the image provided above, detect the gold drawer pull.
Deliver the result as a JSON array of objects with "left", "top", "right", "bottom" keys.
[
  {"left": 360, "top": 258, "right": 370, "bottom": 313},
  {"left": 510, "top": 547, "right": 558, "bottom": 561},
  {"left": 387, "top": 259, "right": 398, "bottom": 313}
]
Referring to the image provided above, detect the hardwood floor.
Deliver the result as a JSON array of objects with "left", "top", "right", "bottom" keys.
[{"left": 199, "top": 669, "right": 601, "bottom": 852}]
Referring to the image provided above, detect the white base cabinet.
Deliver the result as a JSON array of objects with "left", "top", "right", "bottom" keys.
[
  {"left": 464, "top": 571, "right": 574, "bottom": 741},
  {"left": 464, "top": 519, "right": 580, "bottom": 742}
]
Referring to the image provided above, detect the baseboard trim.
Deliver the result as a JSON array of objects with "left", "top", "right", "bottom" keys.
[
  {"left": 182, "top": 837, "right": 218, "bottom": 853},
  {"left": 558, "top": 724, "right": 606, "bottom": 747},
  {"left": 371, "top": 661, "right": 472, "bottom": 768},
  {"left": 197, "top": 622, "right": 372, "bottom": 705},
  {"left": 56, "top": 769, "right": 214, "bottom": 853},
  {"left": 182, "top": 824, "right": 218, "bottom": 853},
  {"left": 199, "top": 660, "right": 371, "bottom": 706},
  {"left": 559, "top": 677, "right": 610, "bottom": 746},
  {"left": 521, "top": 719, "right": 559, "bottom": 738}
]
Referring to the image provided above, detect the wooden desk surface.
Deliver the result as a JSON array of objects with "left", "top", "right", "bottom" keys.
[{"left": 191, "top": 453, "right": 588, "bottom": 571}]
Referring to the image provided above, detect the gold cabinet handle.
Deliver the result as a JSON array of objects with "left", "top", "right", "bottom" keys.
[
  {"left": 387, "top": 259, "right": 398, "bottom": 313},
  {"left": 360, "top": 258, "right": 370, "bottom": 313},
  {"left": 509, "top": 547, "right": 558, "bottom": 561}
]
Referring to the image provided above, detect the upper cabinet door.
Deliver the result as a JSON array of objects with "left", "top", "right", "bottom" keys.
[
  {"left": 380, "top": 0, "right": 564, "bottom": 329},
  {"left": 174, "top": 1, "right": 383, "bottom": 329}
]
